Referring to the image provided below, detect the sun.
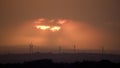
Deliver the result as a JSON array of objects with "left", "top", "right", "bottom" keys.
[
  {"left": 50, "top": 26, "right": 61, "bottom": 32},
  {"left": 34, "top": 18, "right": 66, "bottom": 32},
  {"left": 36, "top": 25, "right": 50, "bottom": 30}
]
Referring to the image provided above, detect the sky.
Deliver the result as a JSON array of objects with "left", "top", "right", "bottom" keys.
[{"left": 0, "top": 0, "right": 120, "bottom": 54}]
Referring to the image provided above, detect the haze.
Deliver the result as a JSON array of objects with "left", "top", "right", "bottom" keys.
[{"left": 0, "top": 0, "right": 120, "bottom": 54}]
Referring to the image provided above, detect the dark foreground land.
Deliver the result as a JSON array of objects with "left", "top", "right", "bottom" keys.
[
  {"left": 0, "top": 53, "right": 120, "bottom": 68},
  {"left": 0, "top": 53, "right": 120, "bottom": 63},
  {"left": 0, "top": 59, "right": 120, "bottom": 68}
]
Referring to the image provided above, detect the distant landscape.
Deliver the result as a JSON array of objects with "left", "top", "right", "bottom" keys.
[
  {"left": 0, "top": 53, "right": 120, "bottom": 64},
  {"left": 0, "top": 58, "right": 120, "bottom": 68}
]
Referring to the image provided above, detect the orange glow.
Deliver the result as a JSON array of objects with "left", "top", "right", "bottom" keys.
[
  {"left": 34, "top": 18, "right": 45, "bottom": 24},
  {"left": 58, "top": 19, "right": 66, "bottom": 24},
  {"left": 34, "top": 18, "right": 64, "bottom": 32},
  {"left": 35, "top": 25, "right": 61, "bottom": 32},
  {"left": 1, "top": 18, "right": 112, "bottom": 54},
  {"left": 50, "top": 26, "right": 61, "bottom": 32},
  {"left": 36, "top": 25, "right": 50, "bottom": 30}
]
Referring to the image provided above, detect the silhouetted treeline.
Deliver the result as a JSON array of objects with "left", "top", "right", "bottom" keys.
[{"left": 0, "top": 59, "right": 120, "bottom": 68}]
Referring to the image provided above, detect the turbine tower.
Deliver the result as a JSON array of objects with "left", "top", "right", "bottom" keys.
[
  {"left": 101, "top": 46, "right": 105, "bottom": 56},
  {"left": 29, "top": 42, "right": 33, "bottom": 54},
  {"left": 58, "top": 46, "right": 62, "bottom": 53},
  {"left": 73, "top": 43, "right": 76, "bottom": 53}
]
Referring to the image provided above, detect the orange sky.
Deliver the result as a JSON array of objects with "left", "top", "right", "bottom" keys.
[
  {"left": 0, "top": 18, "right": 119, "bottom": 54},
  {"left": 0, "top": 0, "right": 120, "bottom": 54}
]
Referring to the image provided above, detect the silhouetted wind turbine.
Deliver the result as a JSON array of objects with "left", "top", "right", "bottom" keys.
[
  {"left": 73, "top": 41, "right": 77, "bottom": 53},
  {"left": 29, "top": 42, "right": 33, "bottom": 54},
  {"left": 101, "top": 46, "right": 105, "bottom": 56},
  {"left": 58, "top": 46, "right": 62, "bottom": 53}
]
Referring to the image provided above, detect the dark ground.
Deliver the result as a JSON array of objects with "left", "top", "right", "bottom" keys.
[
  {"left": 0, "top": 59, "right": 120, "bottom": 68},
  {"left": 0, "top": 53, "right": 120, "bottom": 63}
]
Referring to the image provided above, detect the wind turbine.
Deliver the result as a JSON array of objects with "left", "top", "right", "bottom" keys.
[{"left": 29, "top": 42, "right": 34, "bottom": 55}]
